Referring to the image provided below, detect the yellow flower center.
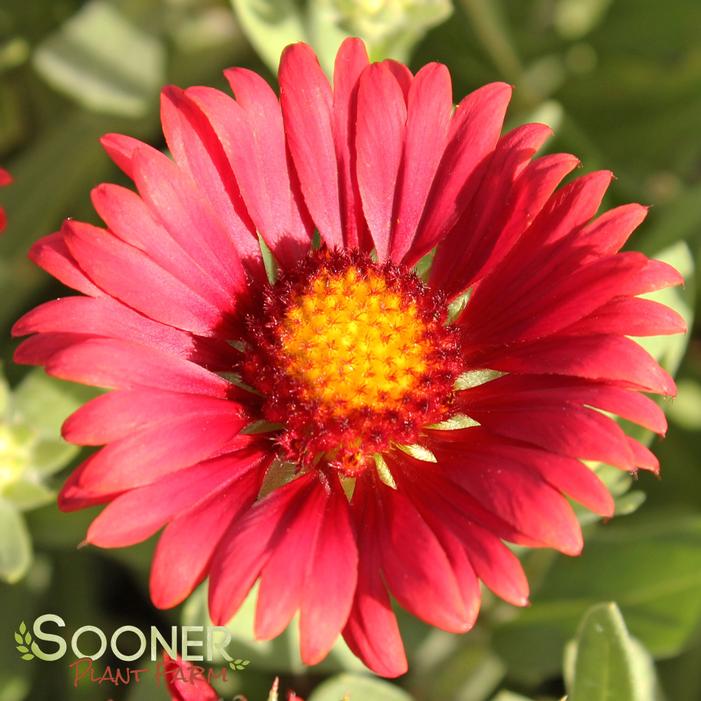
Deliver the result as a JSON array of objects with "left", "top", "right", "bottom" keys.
[{"left": 277, "top": 267, "right": 430, "bottom": 415}]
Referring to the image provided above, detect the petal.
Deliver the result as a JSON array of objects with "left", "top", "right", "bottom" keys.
[
  {"left": 208, "top": 473, "right": 317, "bottom": 626},
  {"left": 86, "top": 447, "right": 267, "bottom": 547},
  {"left": 279, "top": 43, "right": 343, "bottom": 248},
  {"left": 254, "top": 480, "right": 327, "bottom": 640},
  {"left": 390, "top": 63, "right": 453, "bottom": 262},
  {"left": 407, "top": 82, "right": 512, "bottom": 265},
  {"left": 482, "top": 334, "right": 676, "bottom": 396},
  {"left": 61, "top": 406, "right": 249, "bottom": 501},
  {"left": 45, "top": 338, "right": 232, "bottom": 396},
  {"left": 432, "top": 442, "right": 583, "bottom": 555},
  {"left": 355, "top": 63, "right": 407, "bottom": 261},
  {"left": 299, "top": 476, "right": 358, "bottom": 665},
  {"left": 62, "top": 389, "right": 247, "bottom": 446},
  {"left": 159, "top": 86, "right": 265, "bottom": 276},
  {"left": 332, "top": 38, "right": 370, "bottom": 249},
  {"left": 63, "top": 220, "right": 230, "bottom": 336},
  {"left": 131, "top": 147, "right": 248, "bottom": 299},
  {"left": 150, "top": 459, "right": 266, "bottom": 608},
  {"left": 430, "top": 123, "right": 556, "bottom": 295},
  {"left": 343, "top": 476, "right": 407, "bottom": 678},
  {"left": 91, "top": 183, "right": 239, "bottom": 309},
  {"left": 12, "top": 296, "right": 238, "bottom": 370},
  {"left": 29, "top": 232, "right": 103, "bottom": 297},
  {"left": 378, "top": 481, "right": 471, "bottom": 632}
]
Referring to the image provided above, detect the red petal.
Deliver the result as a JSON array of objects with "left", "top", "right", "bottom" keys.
[
  {"left": 63, "top": 221, "right": 229, "bottom": 336},
  {"left": 279, "top": 43, "right": 342, "bottom": 248},
  {"left": 390, "top": 63, "right": 453, "bottom": 262},
  {"left": 407, "top": 83, "right": 512, "bottom": 265},
  {"left": 208, "top": 473, "right": 317, "bottom": 626},
  {"left": 45, "top": 338, "right": 232, "bottom": 396},
  {"left": 430, "top": 123, "right": 555, "bottom": 295},
  {"left": 332, "top": 38, "right": 370, "bottom": 249},
  {"left": 29, "top": 232, "right": 103, "bottom": 297},
  {"left": 254, "top": 481, "right": 327, "bottom": 640},
  {"left": 342, "top": 477, "right": 407, "bottom": 678},
  {"left": 86, "top": 448, "right": 267, "bottom": 547},
  {"left": 483, "top": 334, "right": 676, "bottom": 396},
  {"left": 160, "top": 86, "right": 265, "bottom": 276},
  {"left": 379, "top": 482, "right": 471, "bottom": 632},
  {"left": 62, "top": 389, "right": 245, "bottom": 446},
  {"left": 150, "top": 461, "right": 265, "bottom": 608},
  {"left": 355, "top": 63, "right": 407, "bottom": 262},
  {"left": 299, "top": 477, "right": 358, "bottom": 664}
]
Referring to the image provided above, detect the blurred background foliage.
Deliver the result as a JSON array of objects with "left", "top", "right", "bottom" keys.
[{"left": 0, "top": 0, "right": 700, "bottom": 699}]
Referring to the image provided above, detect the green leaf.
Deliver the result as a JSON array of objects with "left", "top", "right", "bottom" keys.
[
  {"left": 33, "top": 0, "right": 166, "bottom": 117},
  {"left": 2, "top": 479, "right": 54, "bottom": 512},
  {"left": 493, "top": 514, "right": 701, "bottom": 684},
  {"left": 13, "top": 633, "right": 22, "bottom": 645},
  {"left": 13, "top": 369, "right": 99, "bottom": 442},
  {"left": 308, "top": 673, "right": 414, "bottom": 701},
  {"left": 230, "top": 0, "right": 307, "bottom": 73},
  {"left": 0, "top": 499, "right": 31, "bottom": 583},
  {"left": 567, "top": 603, "right": 658, "bottom": 701}
]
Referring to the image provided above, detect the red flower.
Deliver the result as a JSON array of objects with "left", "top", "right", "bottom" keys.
[
  {"left": 0, "top": 168, "right": 11, "bottom": 232},
  {"left": 13, "top": 39, "right": 684, "bottom": 678}
]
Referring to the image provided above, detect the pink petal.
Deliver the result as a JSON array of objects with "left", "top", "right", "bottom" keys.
[
  {"left": 63, "top": 221, "right": 230, "bottom": 336},
  {"left": 208, "top": 473, "right": 317, "bottom": 626},
  {"left": 390, "top": 63, "right": 453, "bottom": 262},
  {"left": 151, "top": 460, "right": 266, "bottom": 608},
  {"left": 407, "top": 82, "right": 512, "bottom": 265},
  {"left": 160, "top": 86, "right": 265, "bottom": 276},
  {"left": 28, "top": 232, "right": 103, "bottom": 297},
  {"left": 430, "top": 123, "right": 555, "bottom": 295},
  {"left": 45, "top": 338, "right": 232, "bottom": 396},
  {"left": 299, "top": 476, "right": 358, "bottom": 664},
  {"left": 86, "top": 447, "right": 267, "bottom": 547},
  {"left": 332, "top": 38, "right": 370, "bottom": 249},
  {"left": 100, "top": 133, "right": 145, "bottom": 179},
  {"left": 355, "top": 63, "right": 407, "bottom": 261},
  {"left": 279, "top": 43, "right": 343, "bottom": 248}
]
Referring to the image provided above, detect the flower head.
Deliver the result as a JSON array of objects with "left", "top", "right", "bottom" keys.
[{"left": 13, "top": 38, "right": 685, "bottom": 677}]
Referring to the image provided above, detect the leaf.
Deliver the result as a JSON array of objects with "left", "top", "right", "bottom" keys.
[
  {"left": 308, "top": 673, "right": 414, "bottom": 701},
  {"left": 13, "top": 633, "right": 22, "bottom": 645},
  {"left": 33, "top": 0, "right": 166, "bottom": 117},
  {"left": 490, "top": 693, "right": 536, "bottom": 701},
  {"left": 567, "top": 603, "right": 658, "bottom": 701},
  {"left": 0, "top": 499, "right": 31, "bottom": 583},
  {"left": 3, "top": 479, "right": 54, "bottom": 512},
  {"left": 230, "top": 0, "right": 307, "bottom": 73},
  {"left": 493, "top": 514, "right": 701, "bottom": 684},
  {"left": 13, "top": 369, "right": 99, "bottom": 443}
]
